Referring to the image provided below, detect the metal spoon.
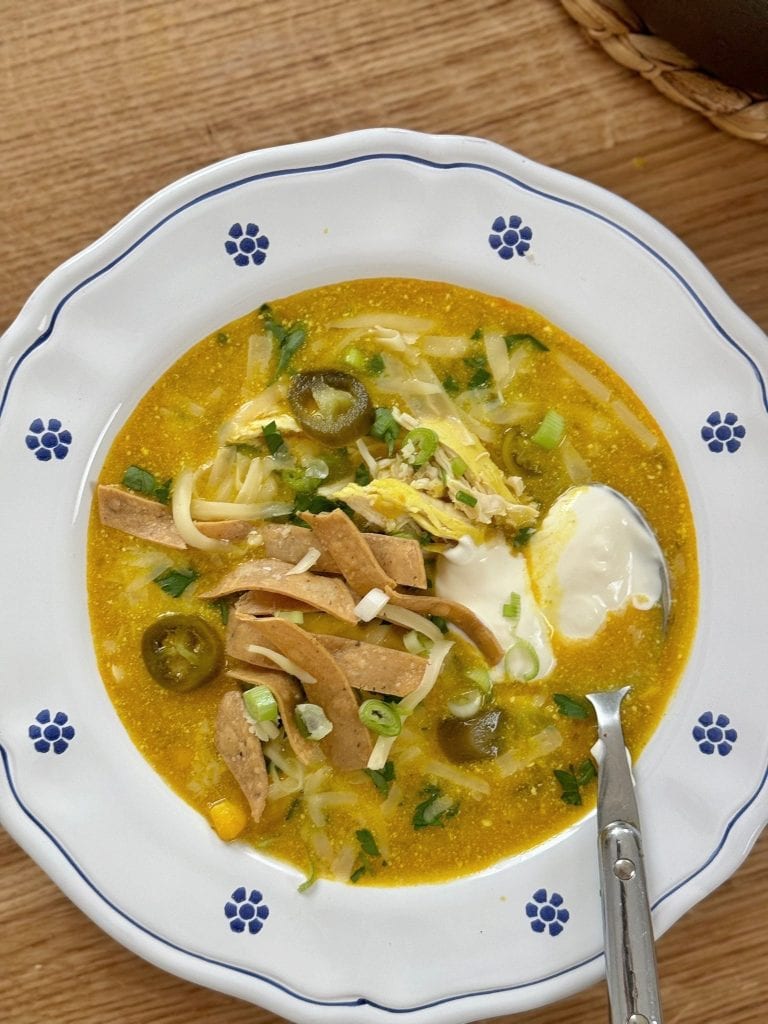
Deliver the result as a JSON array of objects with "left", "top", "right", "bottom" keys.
[{"left": 586, "top": 686, "right": 663, "bottom": 1024}]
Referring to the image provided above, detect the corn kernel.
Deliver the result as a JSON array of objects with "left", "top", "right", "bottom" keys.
[{"left": 209, "top": 798, "right": 248, "bottom": 841}]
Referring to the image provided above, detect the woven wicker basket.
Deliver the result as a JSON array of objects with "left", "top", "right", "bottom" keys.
[{"left": 560, "top": 0, "right": 768, "bottom": 144}]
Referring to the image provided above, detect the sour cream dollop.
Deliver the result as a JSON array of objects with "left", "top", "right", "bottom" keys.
[
  {"left": 436, "top": 534, "right": 555, "bottom": 679},
  {"left": 527, "top": 484, "right": 664, "bottom": 640}
]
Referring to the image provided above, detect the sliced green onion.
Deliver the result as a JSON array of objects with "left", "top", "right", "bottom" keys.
[
  {"left": 450, "top": 456, "right": 468, "bottom": 478},
  {"left": 502, "top": 592, "right": 521, "bottom": 625},
  {"left": 342, "top": 347, "right": 367, "bottom": 371},
  {"left": 403, "top": 427, "right": 439, "bottom": 466},
  {"left": 243, "top": 685, "right": 279, "bottom": 723},
  {"left": 531, "top": 409, "right": 565, "bottom": 450},
  {"left": 447, "top": 690, "right": 484, "bottom": 720},
  {"left": 262, "top": 420, "right": 287, "bottom": 456},
  {"left": 505, "top": 639, "right": 539, "bottom": 682},
  {"left": 295, "top": 703, "right": 333, "bottom": 741},
  {"left": 456, "top": 490, "right": 477, "bottom": 508},
  {"left": 275, "top": 610, "right": 305, "bottom": 624},
  {"left": 359, "top": 699, "right": 402, "bottom": 737},
  {"left": 466, "top": 666, "right": 492, "bottom": 694}
]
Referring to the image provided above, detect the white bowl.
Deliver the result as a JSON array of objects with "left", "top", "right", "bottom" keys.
[{"left": 1, "top": 129, "right": 766, "bottom": 1024}]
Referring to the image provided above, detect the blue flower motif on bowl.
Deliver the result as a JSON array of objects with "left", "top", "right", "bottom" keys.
[
  {"left": 525, "top": 888, "right": 569, "bottom": 936},
  {"left": 25, "top": 418, "right": 72, "bottom": 461},
  {"left": 693, "top": 712, "right": 737, "bottom": 756},
  {"left": 488, "top": 215, "right": 532, "bottom": 260},
  {"left": 225, "top": 222, "right": 270, "bottom": 267},
  {"left": 701, "top": 411, "right": 745, "bottom": 453},
  {"left": 224, "top": 887, "right": 270, "bottom": 934},
  {"left": 28, "top": 710, "right": 76, "bottom": 754}
]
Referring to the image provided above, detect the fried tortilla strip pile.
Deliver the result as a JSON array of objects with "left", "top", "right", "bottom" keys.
[
  {"left": 226, "top": 664, "right": 323, "bottom": 766},
  {"left": 261, "top": 522, "right": 427, "bottom": 588},
  {"left": 302, "top": 510, "right": 501, "bottom": 663},
  {"left": 200, "top": 558, "right": 358, "bottom": 624},
  {"left": 215, "top": 689, "right": 269, "bottom": 822},
  {"left": 227, "top": 612, "right": 425, "bottom": 697},
  {"left": 253, "top": 617, "right": 372, "bottom": 771}
]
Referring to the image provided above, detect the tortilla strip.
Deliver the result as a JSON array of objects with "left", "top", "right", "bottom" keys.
[
  {"left": 200, "top": 558, "right": 358, "bottom": 624},
  {"left": 236, "top": 592, "right": 313, "bottom": 616},
  {"left": 317, "top": 635, "right": 425, "bottom": 697},
  {"left": 227, "top": 614, "right": 372, "bottom": 770},
  {"left": 261, "top": 523, "right": 427, "bottom": 588},
  {"left": 97, "top": 484, "right": 186, "bottom": 550},
  {"left": 301, "top": 509, "right": 394, "bottom": 595},
  {"left": 226, "top": 664, "right": 323, "bottom": 766},
  {"left": 227, "top": 614, "right": 425, "bottom": 697},
  {"left": 387, "top": 589, "right": 503, "bottom": 665},
  {"left": 215, "top": 689, "right": 269, "bottom": 822},
  {"left": 196, "top": 520, "right": 254, "bottom": 542}
]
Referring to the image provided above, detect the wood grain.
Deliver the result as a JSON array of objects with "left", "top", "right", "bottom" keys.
[{"left": 1, "top": 1, "right": 766, "bottom": 1022}]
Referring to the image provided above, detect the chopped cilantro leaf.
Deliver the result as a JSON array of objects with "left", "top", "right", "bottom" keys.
[
  {"left": 262, "top": 420, "right": 286, "bottom": 456},
  {"left": 209, "top": 598, "right": 230, "bottom": 626},
  {"left": 298, "top": 858, "right": 317, "bottom": 893},
  {"left": 513, "top": 526, "right": 536, "bottom": 547},
  {"left": 442, "top": 375, "right": 460, "bottom": 396},
  {"left": 355, "top": 828, "right": 381, "bottom": 858},
  {"left": 153, "top": 567, "right": 199, "bottom": 599},
  {"left": 554, "top": 759, "right": 597, "bottom": 805},
  {"left": 292, "top": 493, "right": 338, "bottom": 514},
  {"left": 412, "top": 784, "right": 459, "bottom": 830},
  {"left": 367, "top": 353, "right": 385, "bottom": 376},
  {"left": 216, "top": 331, "right": 230, "bottom": 346},
  {"left": 553, "top": 693, "right": 591, "bottom": 719},
  {"left": 505, "top": 332, "right": 549, "bottom": 352},
  {"left": 428, "top": 615, "right": 449, "bottom": 634},
  {"left": 470, "top": 327, "right": 484, "bottom": 341},
  {"left": 354, "top": 462, "right": 372, "bottom": 486},
  {"left": 122, "top": 465, "right": 172, "bottom": 504},
  {"left": 350, "top": 865, "right": 366, "bottom": 883},
  {"left": 285, "top": 797, "right": 301, "bottom": 821},
  {"left": 260, "top": 305, "right": 307, "bottom": 379},
  {"left": 364, "top": 760, "right": 395, "bottom": 796}
]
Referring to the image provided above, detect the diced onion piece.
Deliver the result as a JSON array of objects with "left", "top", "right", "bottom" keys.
[
  {"left": 484, "top": 331, "right": 510, "bottom": 388},
  {"left": 531, "top": 410, "right": 566, "bottom": 450},
  {"left": 560, "top": 438, "right": 592, "bottom": 485},
  {"left": 328, "top": 313, "right": 434, "bottom": 333},
  {"left": 447, "top": 690, "right": 483, "bottom": 720},
  {"left": 249, "top": 718, "right": 280, "bottom": 742},
  {"left": 284, "top": 547, "right": 322, "bottom": 576},
  {"left": 359, "top": 699, "right": 402, "bottom": 737},
  {"left": 247, "top": 333, "right": 273, "bottom": 378},
  {"left": 243, "top": 685, "right": 279, "bottom": 723},
  {"left": 295, "top": 703, "right": 334, "bottom": 741},
  {"left": 263, "top": 740, "right": 304, "bottom": 780},
  {"left": 331, "top": 843, "right": 359, "bottom": 882},
  {"left": 496, "top": 725, "right": 563, "bottom": 778},
  {"left": 423, "top": 758, "right": 491, "bottom": 796},
  {"left": 172, "top": 470, "right": 227, "bottom": 551},
  {"left": 554, "top": 351, "right": 612, "bottom": 402},
  {"left": 354, "top": 587, "right": 390, "bottom": 622},
  {"left": 419, "top": 335, "right": 470, "bottom": 358},
  {"left": 367, "top": 639, "right": 453, "bottom": 770},
  {"left": 504, "top": 639, "right": 540, "bottom": 682},
  {"left": 381, "top": 605, "right": 443, "bottom": 643},
  {"left": 610, "top": 399, "right": 658, "bottom": 449},
  {"left": 376, "top": 377, "right": 443, "bottom": 396},
  {"left": 246, "top": 645, "right": 316, "bottom": 685}
]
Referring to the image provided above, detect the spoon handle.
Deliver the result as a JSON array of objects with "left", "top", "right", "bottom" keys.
[{"left": 587, "top": 688, "right": 663, "bottom": 1024}]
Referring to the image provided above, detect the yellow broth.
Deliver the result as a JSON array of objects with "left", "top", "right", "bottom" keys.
[{"left": 87, "top": 278, "right": 697, "bottom": 886}]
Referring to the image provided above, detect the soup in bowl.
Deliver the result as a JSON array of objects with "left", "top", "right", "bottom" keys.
[{"left": 88, "top": 276, "right": 697, "bottom": 888}]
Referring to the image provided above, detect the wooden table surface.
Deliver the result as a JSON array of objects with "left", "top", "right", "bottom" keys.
[{"left": 1, "top": 2, "right": 766, "bottom": 1022}]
